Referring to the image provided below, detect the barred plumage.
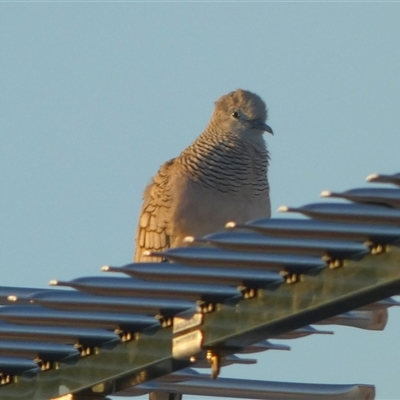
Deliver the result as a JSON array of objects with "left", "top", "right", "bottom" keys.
[{"left": 134, "top": 89, "right": 273, "bottom": 262}]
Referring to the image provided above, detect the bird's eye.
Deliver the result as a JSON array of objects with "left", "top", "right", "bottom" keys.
[{"left": 231, "top": 111, "right": 240, "bottom": 119}]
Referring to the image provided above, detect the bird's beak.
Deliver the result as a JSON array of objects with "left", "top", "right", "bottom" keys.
[
  {"left": 262, "top": 123, "right": 274, "bottom": 135},
  {"left": 252, "top": 120, "right": 273, "bottom": 135}
]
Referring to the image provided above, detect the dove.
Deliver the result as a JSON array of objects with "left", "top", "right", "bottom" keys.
[{"left": 134, "top": 89, "right": 273, "bottom": 262}]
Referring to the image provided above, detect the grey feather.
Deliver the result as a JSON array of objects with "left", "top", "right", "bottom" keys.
[{"left": 134, "top": 89, "right": 272, "bottom": 262}]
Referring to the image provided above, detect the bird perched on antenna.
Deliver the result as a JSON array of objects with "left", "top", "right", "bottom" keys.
[{"left": 134, "top": 89, "right": 273, "bottom": 262}]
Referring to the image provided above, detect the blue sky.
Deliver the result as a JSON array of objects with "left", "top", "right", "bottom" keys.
[{"left": 1, "top": 3, "right": 400, "bottom": 399}]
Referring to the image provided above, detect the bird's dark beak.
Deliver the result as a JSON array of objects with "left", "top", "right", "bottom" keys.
[
  {"left": 262, "top": 123, "right": 273, "bottom": 135},
  {"left": 252, "top": 120, "right": 273, "bottom": 135}
]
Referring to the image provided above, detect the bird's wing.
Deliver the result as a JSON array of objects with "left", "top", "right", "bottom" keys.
[{"left": 134, "top": 159, "right": 174, "bottom": 262}]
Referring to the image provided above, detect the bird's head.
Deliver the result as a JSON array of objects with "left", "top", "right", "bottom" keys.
[{"left": 212, "top": 89, "right": 273, "bottom": 136}]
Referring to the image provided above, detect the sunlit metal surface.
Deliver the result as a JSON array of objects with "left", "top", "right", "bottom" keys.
[
  {"left": 22, "top": 290, "right": 199, "bottom": 318},
  {"left": 0, "top": 305, "right": 160, "bottom": 332},
  {"left": 103, "top": 263, "right": 284, "bottom": 288},
  {"left": 0, "top": 321, "right": 120, "bottom": 348},
  {"left": 279, "top": 202, "right": 400, "bottom": 225},
  {"left": 117, "top": 374, "right": 375, "bottom": 400},
  {"left": 1, "top": 170, "right": 400, "bottom": 399},
  {"left": 321, "top": 187, "right": 400, "bottom": 208},
  {"left": 366, "top": 172, "right": 400, "bottom": 186},
  {"left": 51, "top": 276, "right": 243, "bottom": 303},
  {"left": 0, "top": 341, "right": 80, "bottom": 364},
  {"left": 113, "top": 368, "right": 375, "bottom": 399},
  {"left": 232, "top": 218, "right": 400, "bottom": 244},
  {"left": 189, "top": 231, "right": 370, "bottom": 260}
]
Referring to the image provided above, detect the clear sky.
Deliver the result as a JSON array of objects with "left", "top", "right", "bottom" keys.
[{"left": 1, "top": 2, "right": 400, "bottom": 399}]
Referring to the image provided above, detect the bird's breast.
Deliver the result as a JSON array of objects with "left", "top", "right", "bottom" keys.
[
  {"left": 179, "top": 140, "right": 268, "bottom": 194},
  {"left": 168, "top": 170, "right": 270, "bottom": 246}
]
